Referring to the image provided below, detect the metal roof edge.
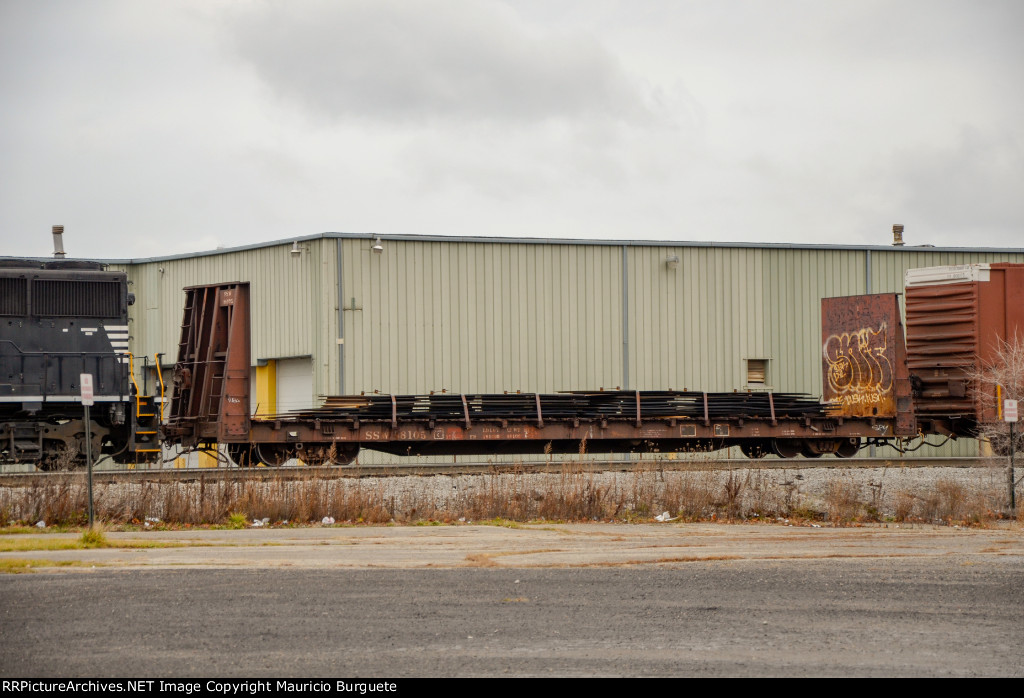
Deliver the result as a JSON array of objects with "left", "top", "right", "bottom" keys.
[{"left": 8, "top": 231, "right": 1023, "bottom": 264}]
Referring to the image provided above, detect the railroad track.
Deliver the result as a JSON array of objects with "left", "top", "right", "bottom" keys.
[{"left": 0, "top": 457, "right": 1004, "bottom": 486}]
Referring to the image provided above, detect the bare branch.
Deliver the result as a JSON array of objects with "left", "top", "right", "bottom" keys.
[{"left": 968, "top": 332, "right": 1024, "bottom": 455}]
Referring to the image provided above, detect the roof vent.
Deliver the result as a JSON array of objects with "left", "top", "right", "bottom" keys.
[
  {"left": 892, "top": 224, "right": 905, "bottom": 247},
  {"left": 52, "top": 225, "right": 66, "bottom": 258}
]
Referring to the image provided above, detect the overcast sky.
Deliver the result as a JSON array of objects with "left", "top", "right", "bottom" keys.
[{"left": 1, "top": 0, "right": 1021, "bottom": 259}]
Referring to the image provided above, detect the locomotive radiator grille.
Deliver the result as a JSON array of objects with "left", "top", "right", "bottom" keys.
[
  {"left": 0, "top": 278, "right": 28, "bottom": 315},
  {"left": 33, "top": 279, "right": 121, "bottom": 317}
]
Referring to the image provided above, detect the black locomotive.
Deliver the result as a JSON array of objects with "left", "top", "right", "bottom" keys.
[{"left": 1, "top": 258, "right": 160, "bottom": 468}]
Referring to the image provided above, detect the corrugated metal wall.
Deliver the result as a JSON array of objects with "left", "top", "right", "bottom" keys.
[
  {"left": 870, "top": 249, "right": 1024, "bottom": 293},
  {"left": 341, "top": 239, "right": 623, "bottom": 394},
  {"left": 114, "top": 236, "right": 1024, "bottom": 462},
  {"left": 114, "top": 238, "right": 339, "bottom": 399},
  {"left": 629, "top": 245, "right": 765, "bottom": 391}
]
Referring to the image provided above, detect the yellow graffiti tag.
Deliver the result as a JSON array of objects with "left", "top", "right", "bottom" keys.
[
  {"left": 836, "top": 390, "right": 885, "bottom": 406},
  {"left": 823, "top": 323, "right": 893, "bottom": 397}
]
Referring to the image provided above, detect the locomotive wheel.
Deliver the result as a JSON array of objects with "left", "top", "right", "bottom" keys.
[
  {"left": 834, "top": 438, "right": 861, "bottom": 459},
  {"left": 37, "top": 443, "right": 81, "bottom": 471},
  {"left": 772, "top": 439, "right": 802, "bottom": 458}
]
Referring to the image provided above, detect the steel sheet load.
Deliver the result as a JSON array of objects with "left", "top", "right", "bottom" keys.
[{"left": 281, "top": 390, "right": 828, "bottom": 424}]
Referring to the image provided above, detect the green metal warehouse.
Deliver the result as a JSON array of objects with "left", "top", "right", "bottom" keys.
[{"left": 106, "top": 232, "right": 1024, "bottom": 462}]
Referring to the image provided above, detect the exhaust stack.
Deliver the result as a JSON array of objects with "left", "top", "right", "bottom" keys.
[
  {"left": 52, "top": 225, "right": 66, "bottom": 258},
  {"left": 892, "top": 224, "right": 905, "bottom": 247}
]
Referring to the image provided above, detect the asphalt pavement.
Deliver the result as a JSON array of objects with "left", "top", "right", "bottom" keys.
[{"left": 1, "top": 523, "right": 1021, "bottom": 677}]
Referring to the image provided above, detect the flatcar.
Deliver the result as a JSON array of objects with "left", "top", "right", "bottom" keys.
[{"left": 163, "top": 264, "right": 1023, "bottom": 465}]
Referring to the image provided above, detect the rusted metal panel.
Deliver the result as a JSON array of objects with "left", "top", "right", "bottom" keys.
[
  {"left": 217, "top": 285, "right": 251, "bottom": 442},
  {"left": 166, "top": 283, "right": 250, "bottom": 446},
  {"left": 821, "top": 294, "right": 914, "bottom": 433},
  {"left": 905, "top": 263, "right": 1024, "bottom": 426}
]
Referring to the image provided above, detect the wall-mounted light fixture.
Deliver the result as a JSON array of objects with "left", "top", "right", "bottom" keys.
[
  {"left": 665, "top": 254, "right": 680, "bottom": 270},
  {"left": 371, "top": 236, "right": 384, "bottom": 254},
  {"left": 290, "top": 241, "right": 305, "bottom": 256}
]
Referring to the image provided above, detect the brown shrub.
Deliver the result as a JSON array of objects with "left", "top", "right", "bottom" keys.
[
  {"left": 825, "top": 479, "right": 862, "bottom": 524},
  {"left": 892, "top": 490, "right": 916, "bottom": 522}
]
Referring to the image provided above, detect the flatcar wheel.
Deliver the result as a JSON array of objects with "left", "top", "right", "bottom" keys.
[
  {"left": 255, "top": 444, "right": 290, "bottom": 467},
  {"left": 300, "top": 446, "right": 329, "bottom": 467},
  {"left": 227, "top": 444, "right": 254, "bottom": 467},
  {"left": 834, "top": 438, "right": 861, "bottom": 459},
  {"left": 800, "top": 443, "right": 824, "bottom": 458},
  {"left": 739, "top": 441, "right": 769, "bottom": 459},
  {"left": 302, "top": 444, "right": 359, "bottom": 466},
  {"left": 772, "top": 439, "right": 802, "bottom": 459},
  {"left": 328, "top": 445, "right": 359, "bottom": 466}
]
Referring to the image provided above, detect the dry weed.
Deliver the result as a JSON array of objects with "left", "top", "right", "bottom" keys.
[
  {"left": 892, "top": 490, "right": 916, "bottom": 522},
  {"left": 824, "top": 479, "right": 862, "bottom": 524},
  {"left": 0, "top": 467, "right": 1017, "bottom": 527},
  {"left": 660, "top": 472, "right": 716, "bottom": 521},
  {"left": 720, "top": 470, "right": 746, "bottom": 520}
]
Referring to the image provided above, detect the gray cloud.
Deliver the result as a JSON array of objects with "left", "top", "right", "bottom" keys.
[
  {"left": 1, "top": 1, "right": 1021, "bottom": 257},
  {"left": 893, "top": 127, "right": 1024, "bottom": 243},
  {"left": 226, "top": 0, "right": 652, "bottom": 125}
]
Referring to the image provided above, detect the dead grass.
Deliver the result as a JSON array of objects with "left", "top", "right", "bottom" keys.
[
  {"left": 0, "top": 467, "right": 1017, "bottom": 528},
  {"left": 893, "top": 490, "right": 916, "bottom": 522},
  {"left": 80, "top": 523, "right": 108, "bottom": 548},
  {"left": 825, "top": 479, "right": 863, "bottom": 524},
  {"left": 661, "top": 471, "right": 717, "bottom": 521},
  {"left": 0, "top": 536, "right": 182, "bottom": 552},
  {"left": 464, "top": 553, "right": 498, "bottom": 567},
  {"left": 651, "top": 555, "right": 742, "bottom": 563},
  {"left": 0, "top": 558, "right": 96, "bottom": 573}
]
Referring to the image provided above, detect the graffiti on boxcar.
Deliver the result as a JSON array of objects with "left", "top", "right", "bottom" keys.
[{"left": 823, "top": 323, "right": 893, "bottom": 407}]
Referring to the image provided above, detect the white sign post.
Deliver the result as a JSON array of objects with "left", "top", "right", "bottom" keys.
[
  {"left": 80, "top": 373, "right": 94, "bottom": 407},
  {"left": 1004, "top": 399, "right": 1018, "bottom": 422},
  {"left": 1005, "top": 399, "right": 1018, "bottom": 515},
  {"left": 80, "top": 374, "right": 95, "bottom": 527}
]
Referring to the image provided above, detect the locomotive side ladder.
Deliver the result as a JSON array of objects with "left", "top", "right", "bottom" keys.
[{"left": 125, "top": 352, "right": 161, "bottom": 465}]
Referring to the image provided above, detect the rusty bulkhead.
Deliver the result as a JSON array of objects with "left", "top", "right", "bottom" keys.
[{"left": 821, "top": 293, "right": 915, "bottom": 435}]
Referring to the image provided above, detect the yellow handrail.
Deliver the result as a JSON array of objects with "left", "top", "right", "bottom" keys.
[
  {"left": 127, "top": 352, "right": 143, "bottom": 419},
  {"left": 155, "top": 353, "right": 166, "bottom": 422}
]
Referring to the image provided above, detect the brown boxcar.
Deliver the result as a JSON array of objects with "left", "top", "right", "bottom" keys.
[{"left": 904, "top": 263, "right": 1024, "bottom": 432}]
